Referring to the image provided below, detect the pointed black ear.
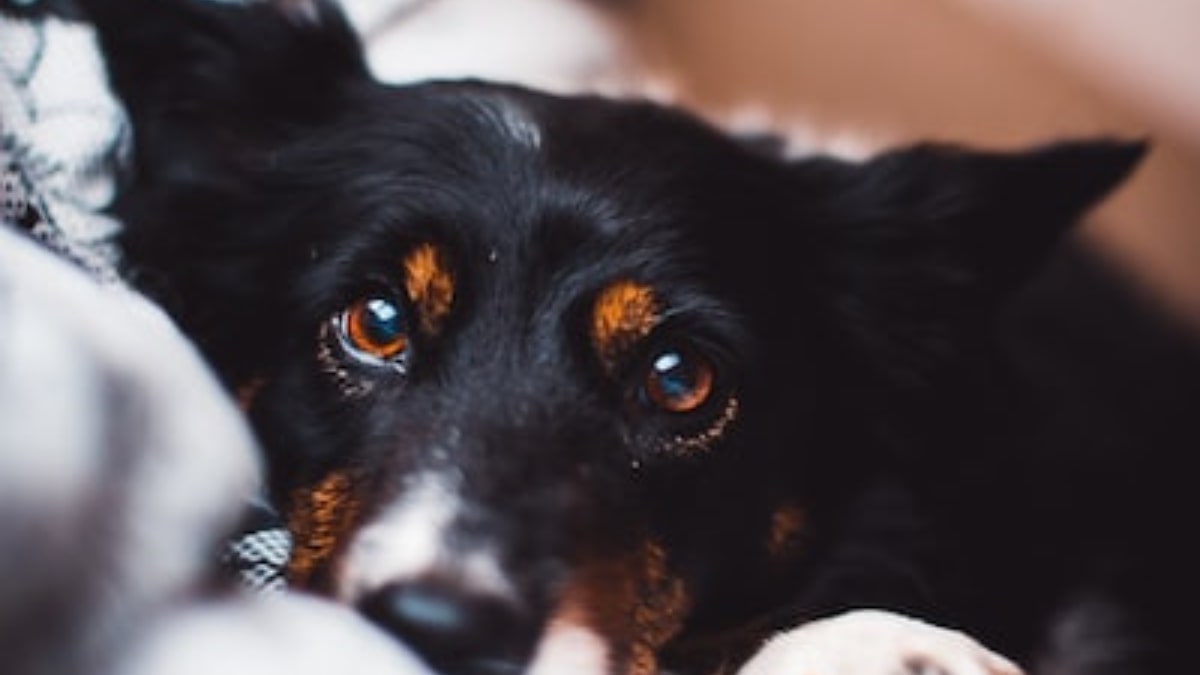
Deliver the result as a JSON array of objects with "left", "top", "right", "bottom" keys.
[
  {"left": 816, "top": 139, "right": 1146, "bottom": 302},
  {"left": 801, "top": 138, "right": 1145, "bottom": 389},
  {"left": 79, "top": 0, "right": 368, "bottom": 189}
]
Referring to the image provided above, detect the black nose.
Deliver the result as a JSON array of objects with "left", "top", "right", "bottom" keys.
[{"left": 360, "top": 579, "right": 534, "bottom": 674}]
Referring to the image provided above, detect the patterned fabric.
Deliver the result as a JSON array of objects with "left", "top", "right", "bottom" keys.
[
  {"left": 0, "top": 2, "right": 127, "bottom": 283},
  {"left": 224, "top": 524, "right": 294, "bottom": 592},
  {"left": 0, "top": 0, "right": 292, "bottom": 592},
  {"left": 223, "top": 500, "right": 293, "bottom": 591}
]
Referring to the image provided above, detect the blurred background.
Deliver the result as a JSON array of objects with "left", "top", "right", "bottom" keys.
[
  {"left": 618, "top": 0, "right": 1200, "bottom": 327},
  {"left": 347, "top": 0, "right": 1200, "bottom": 326}
]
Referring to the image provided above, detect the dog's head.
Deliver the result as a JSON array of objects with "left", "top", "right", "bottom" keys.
[{"left": 86, "top": 1, "right": 1144, "bottom": 673}]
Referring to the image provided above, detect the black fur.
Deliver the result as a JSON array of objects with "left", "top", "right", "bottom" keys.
[{"left": 81, "top": 1, "right": 1199, "bottom": 674}]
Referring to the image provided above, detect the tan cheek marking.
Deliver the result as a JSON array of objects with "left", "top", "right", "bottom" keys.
[
  {"left": 591, "top": 280, "right": 661, "bottom": 372},
  {"left": 767, "top": 503, "right": 807, "bottom": 560},
  {"left": 629, "top": 539, "right": 691, "bottom": 675},
  {"left": 555, "top": 539, "right": 691, "bottom": 675},
  {"left": 403, "top": 243, "right": 455, "bottom": 336},
  {"left": 551, "top": 560, "right": 633, "bottom": 671},
  {"left": 285, "top": 470, "right": 363, "bottom": 588}
]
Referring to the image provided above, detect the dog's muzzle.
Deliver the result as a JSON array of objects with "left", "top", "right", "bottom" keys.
[{"left": 329, "top": 471, "right": 561, "bottom": 674}]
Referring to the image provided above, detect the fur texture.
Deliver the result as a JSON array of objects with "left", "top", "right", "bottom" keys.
[{"left": 80, "top": 1, "right": 1199, "bottom": 674}]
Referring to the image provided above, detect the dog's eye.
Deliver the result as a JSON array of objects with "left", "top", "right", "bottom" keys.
[
  {"left": 336, "top": 296, "right": 410, "bottom": 366},
  {"left": 640, "top": 344, "right": 715, "bottom": 414}
]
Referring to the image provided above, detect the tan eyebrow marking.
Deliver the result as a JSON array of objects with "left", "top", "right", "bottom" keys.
[
  {"left": 403, "top": 243, "right": 455, "bottom": 336},
  {"left": 591, "top": 280, "right": 662, "bottom": 372}
]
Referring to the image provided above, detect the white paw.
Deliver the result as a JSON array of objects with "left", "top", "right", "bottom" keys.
[{"left": 737, "top": 610, "right": 1023, "bottom": 675}]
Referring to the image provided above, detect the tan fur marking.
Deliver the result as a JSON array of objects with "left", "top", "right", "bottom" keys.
[
  {"left": 592, "top": 280, "right": 661, "bottom": 371},
  {"left": 403, "top": 243, "right": 455, "bottom": 336},
  {"left": 629, "top": 540, "right": 691, "bottom": 675},
  {"left": 286, "top": 471, "right": 362, "bottom": 587},
  {"left": 235, "top": 377, "right": 266, "bottom": 410},
  {"left": 554, "top": 539, "right": 691, "bottom": 675},
  {"left": 767, "top": 503, "right": 807, "bottom": 560}
]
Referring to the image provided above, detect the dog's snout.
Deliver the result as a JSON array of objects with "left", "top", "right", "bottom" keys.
[{"left": 360, "top": 579, "right": 534, "bottom": 674}]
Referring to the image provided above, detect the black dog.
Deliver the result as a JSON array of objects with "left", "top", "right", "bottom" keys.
[{"left": 81, "top": 1, "right": 1200, "bottom": 674}]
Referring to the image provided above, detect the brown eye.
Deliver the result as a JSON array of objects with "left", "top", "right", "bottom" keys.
[
  {"left": 336, "top": 296, "right": 410, "bottom": 365},
  {"left": 641, "top": 344, "right": 715, "bottom": 414}
]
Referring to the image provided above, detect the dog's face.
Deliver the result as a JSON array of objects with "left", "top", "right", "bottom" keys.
[
  {"left": 88, "top": 2, "right": 1143, "bottom": 674},
  {"left": 247, "top": 84, "right": 802, "bottom": 673}
]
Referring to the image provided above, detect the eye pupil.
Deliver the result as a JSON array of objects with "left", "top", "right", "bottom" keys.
[
  {"left": 652, "top": 352, "right": 687, "bottom": 396},
  {"left": 362, "top": 298, "right": 401, "bottom": 344},
  {"left": 341, "top": 296, "right": 409, "bottom": 362},
  {"left": 644, "top": 346, "right": 714, "bottom": 413}
]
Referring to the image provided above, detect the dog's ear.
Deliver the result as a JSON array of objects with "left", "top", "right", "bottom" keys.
[
  {"left": 80, "top": 0, "right": 368, "bottom": 190},
  {"left": 794, "top": 139, "right": 1145, "bottom": 390},
  {"left": 78, "top": 0, "right": 370, "bottom": 385}
]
